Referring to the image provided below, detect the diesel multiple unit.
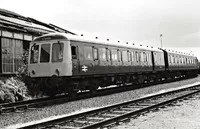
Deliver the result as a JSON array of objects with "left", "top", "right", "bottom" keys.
[{"left": 26, "top": 33, "right": 199, "bottom": 96}]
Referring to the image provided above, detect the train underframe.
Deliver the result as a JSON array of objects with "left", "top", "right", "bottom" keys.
[{"left": 26, "top": 70, "right": 198, "bottom": 96}]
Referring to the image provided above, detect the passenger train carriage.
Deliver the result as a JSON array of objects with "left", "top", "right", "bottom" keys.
[{"left": 26, "top": 33, "right": 199, "bottom": 96}]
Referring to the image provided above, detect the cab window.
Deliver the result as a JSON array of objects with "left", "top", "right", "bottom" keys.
[
  {"left": 71, "top": 46, "right": 77, "bottom": 59},
  {"left": 30, "top": 44, "right": 39, "bottom": 64},
  {"left": 40, "top": 44, "right": 50, "bottom": 63},
  {"left": 52, "top": 42, "right": 64, "bottom": 62}
]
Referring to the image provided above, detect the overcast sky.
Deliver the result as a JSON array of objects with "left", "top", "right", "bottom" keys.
[{"left": 1, "top": 0, "right": 200, "bottom": 58}]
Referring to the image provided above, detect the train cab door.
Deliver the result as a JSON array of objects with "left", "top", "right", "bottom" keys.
[{"left": 71, "top": 45, "right": 80, "bottom": 75}]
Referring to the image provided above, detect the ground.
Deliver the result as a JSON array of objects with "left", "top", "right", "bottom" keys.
[{"left": 112, "top": 92, "right": 200, "bottom": 129}]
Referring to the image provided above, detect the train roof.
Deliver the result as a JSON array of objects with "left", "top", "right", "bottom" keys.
[
  {"left": 161, "top": 49, "right": 196, "bottom": 58},
  {"left": 33, "top": 33, "right": 197, "bottom": 58},
  {"left": 33, "top": 32, "right": 163, "bottom": 52}
]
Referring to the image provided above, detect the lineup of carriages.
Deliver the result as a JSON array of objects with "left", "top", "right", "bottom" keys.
[{"left": 26, "top": 33, "right": 199, "bottom": 96}]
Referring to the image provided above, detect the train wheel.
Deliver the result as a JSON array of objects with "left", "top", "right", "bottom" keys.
[
  {"left": 89, "top": 84, "right": 99, "bottom": 94},
  {"left": 46, "top": 88, "right": 56, "bottom": 97},
  {"left": 67, "top": 86, "right": 77, "bottom": 98}
]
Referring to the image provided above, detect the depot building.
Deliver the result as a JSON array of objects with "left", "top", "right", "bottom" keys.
[{"left": 0, "top": 8, "right": 75, "bottom": 75}]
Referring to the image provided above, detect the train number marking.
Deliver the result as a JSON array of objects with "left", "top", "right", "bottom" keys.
[{"left": 82, "top": 65, "right": 88, "bottom": 72}]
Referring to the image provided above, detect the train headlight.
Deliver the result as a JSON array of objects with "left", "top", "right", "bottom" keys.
[{"left": 32, "top": 70, "right": 36, "bottom": 75}]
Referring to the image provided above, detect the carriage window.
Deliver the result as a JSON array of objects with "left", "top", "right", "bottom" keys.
[
  {"left": 136, "top": 51, "right": 139, "bottom": 62},
  {"left": 144, "top": 52, "right": 148, "bottom": 62},
  {"left": 176, "top": 56, "right": 179, "bottom": 64},
  {"left": 180, "top": 57, "right": 182, "bottom": 64},
  {"left": 30, "top": 44, "right": 39, "bottom": 64},
  {"left": 118, "top": 50, "right": 122, "bottom": 62},
  {"left": 93, "top": 48, "right": 98, "bottom": 60},
  {"left": 140, "top": 52, "right": 143, "bottom": 62},
  {"left": 173, "top": 56, "right": 175, "bottom": 63},
  {"left": 52, "top": 42, "right": 64, "bottom": 62},
  {"left": 71, "top": 46, "right": 77, "bottom": 59},
  {"left": 99, "top": 48, "right": 106, "bottom": 60},
  {"left": 106, "top": 49, "right": 111, "bottom": 61},
  {"left": 40, "top": 44, "right": 50, "bottom": 63},
  {"left": 84, "top": 46, "right": 93, "bottom": 60},
  {"left": 131, "top": 52, "right": 134, "bottom": 62},
  {"left": 111, "top": 50, "right": 118, "bottom": 61},
  {"left": 128, "top": 51, "right": 131, "bottom": 62},
  {"left": 122, "top": 51, "right": 128, "bottom": 62}
]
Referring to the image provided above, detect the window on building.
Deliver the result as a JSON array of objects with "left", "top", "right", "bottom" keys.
[
  {"left": 2, "top": 38, "right": 23, "bottom": 73},
  {"left": 40, "top": 44, "right": 50, "bottom": 63},
  {"left": 52, "top": 42, "right": 64, "bottom": 62}
]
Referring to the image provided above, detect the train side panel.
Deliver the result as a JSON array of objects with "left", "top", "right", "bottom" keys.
[{"left": 71, "top": 40, "right": 154, "bottom": 76}]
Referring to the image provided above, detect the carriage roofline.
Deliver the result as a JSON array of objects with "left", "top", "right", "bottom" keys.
[
  {"left": 33, "top": 32, "right": 197, "bottom": 58},
  {"left": 33, "top": 33, "right": 163, "bottom": 52}
]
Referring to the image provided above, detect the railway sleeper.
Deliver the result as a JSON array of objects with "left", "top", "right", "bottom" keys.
[
  {"left": 102, "top": 113, "right": 121, "bottom": 118},
  {"left": 111, "top": 110, "right": 130, "bottom": 114}
]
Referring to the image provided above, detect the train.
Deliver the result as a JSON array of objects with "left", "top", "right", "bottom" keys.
[{"left": 25, "top": 33, "right": 199, "bottom": 96}]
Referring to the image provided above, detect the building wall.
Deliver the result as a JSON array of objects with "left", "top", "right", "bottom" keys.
[{"left": 0, "top": 29, "right": 37, "bottom": 74}]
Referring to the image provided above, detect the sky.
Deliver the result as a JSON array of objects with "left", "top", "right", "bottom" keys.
[{"left": 1, "top": 0, "right": 200, "bottom": 59}]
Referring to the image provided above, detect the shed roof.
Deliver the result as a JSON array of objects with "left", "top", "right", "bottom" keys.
[{"left": 0, "top": 8, "right": 76, "bottom": 35}]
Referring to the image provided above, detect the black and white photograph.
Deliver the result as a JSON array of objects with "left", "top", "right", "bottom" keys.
[{"left": 0, "top": 0, "right": 200, "bottom": 129}]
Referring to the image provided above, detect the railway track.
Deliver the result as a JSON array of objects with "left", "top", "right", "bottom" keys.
[
  {"left": 0, "top": 76, "right": 194, "bottom": 115},
  {"left": 17, "top": 84, "right": 200, "bottom": 129}
]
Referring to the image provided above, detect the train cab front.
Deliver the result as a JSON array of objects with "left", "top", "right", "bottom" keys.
[{"left": 26, "top": 34, "right": 73, "bottom": 95}]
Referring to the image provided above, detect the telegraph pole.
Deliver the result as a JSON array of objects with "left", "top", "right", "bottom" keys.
[{"left": 160, "top": 34, "right": 163, "bottom": 48}]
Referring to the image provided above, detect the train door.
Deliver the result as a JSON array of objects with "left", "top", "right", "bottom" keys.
[
  {"left": 71, "top": 45, "right": 79, "bottom": 75},
  {"left": 79, "top": 44, "right": 94, "bottom": 75},
  {"left": 97, "top": 47, "right": 108, "bottom": 74},
  {"left": 151, "top": 51, "right": 155, "bottom": 70},
  {"left": 92, "top": 46, "right": 100, "bottom": 74}
]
